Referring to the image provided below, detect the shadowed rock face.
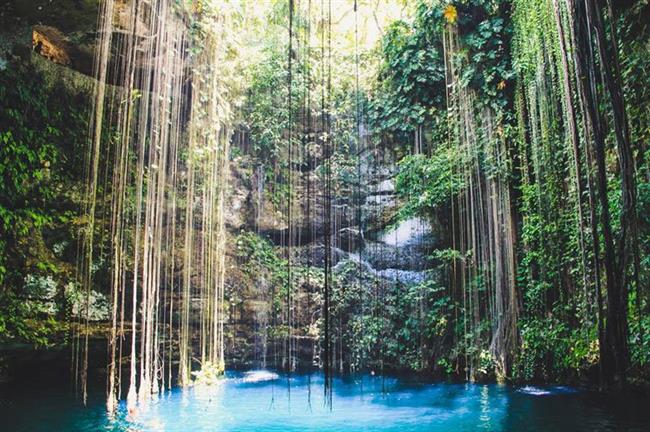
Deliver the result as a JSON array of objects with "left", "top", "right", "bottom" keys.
[
  {"left": 2, "top": 1, "right": 185, "bottom": 82},
  {"left": 227, "top": 147, "right": 439, "bottom": 253},
  {"left": 362, "top": 240, "right": 434, "bottom": 272},
  {"left": 3, "top": 1, "right": 102, "bottom": 35},
  {"left": 221, "top": 148, "right": 443, "bottom": 370},
  {"left": 2, "top": 1, "right": 97, "bottom": 76}
]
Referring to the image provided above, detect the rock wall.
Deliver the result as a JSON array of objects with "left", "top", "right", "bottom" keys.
[{"left": 221, "top": 145, "right": 443, "bottom": 370}]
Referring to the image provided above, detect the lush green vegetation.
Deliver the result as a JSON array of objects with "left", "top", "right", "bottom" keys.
[
  {"left": 1, "top": 0, "right": 648, "bottom": 392},
  {"left": 0, "top": 54, "right": 92, "bottom": 346},
  {"left": 377, "top": 0, "right": 649, "bottom": 385}
]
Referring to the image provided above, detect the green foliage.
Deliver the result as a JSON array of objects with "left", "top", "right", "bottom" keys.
[
  {"left": 516, "top": 315, "right": 599, "bottom": 382},
  {"left": 368, "top": 0, "right": 513, "bottom": 145},
  {"left": 64, "top": 282, "right": 109, "bottom": 321},
  {"left": 455, "top": 0, "right": 513, "bottom": 107},
  {"left": 632, "top": 148, "right": 650, "bottom": 367},
  {"left": 0, "top": 55, "right": 89, "bottom": 346},
  {"left": 368, "top": 10, "right": 446, "bottom": 139},
  {"left": 0, "top": 0, "right": 646, "bottom": 388},
  {"left": 331, "top": 262, "right": 452, "bottom": 373},
  {"left": 395, "top": 149, "right": 464, "bottom": 218},
  {"left": 235, "top": 230, "right": 289, "bottom": 322},
  {"left": 236, "top": 231, "right": 285, "bottom": 274},
  {"left": 621, "top": 5, "right": 650, "bottom": 372},
  {"left": 0, "top": 288, "right": 63, "bottom": 347},
  {"left": 371, "top": 0, "right": 650, "bottom": 384},
  {"left": 244, "top": 44, "right": 297, "bottom": 163}
]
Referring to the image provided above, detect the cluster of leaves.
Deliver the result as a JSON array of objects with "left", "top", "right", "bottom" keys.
[
  {"left": 368, "top": 0, "right": 513, "bottom": 146},
  {"left": 372, "top": 0, "right": 650, "bottom": 384},
  {"left": 394, "top": 149, "right": 464, "bottom": 219},
  {"left": 513, "top": 0, "right": 650, "bottom": 383},
  {"left": 239, "top": 0, "right": 368, "bottom": 228},
  {"left": 367, "top": 3, "right": 446, "bottom": 141},
  {"left": 235, "top": 231, "right": 289, "bottom": 329},
  {"left": 243, "top": 44, "right": 300, "bottom": 164},
  {"left": 0, "top": 54, "right": 89, "bottom": 346},
  {"left": 632, "top": 148, "right": 650, "bottom": 366},
  {"left": 454, "top": 0, "right": 513, "bottom": 108},
  {"left": 191, "top": 360, "right": 225, "bottom": 386},
  {"left": 620, "top": 4, "right": 650, "bottom": 370},
  {"left": 330, "top": 262, "right": 454, "bottom": 374},
  {"left": 515, "top": 315, "right": 599, "bottom": 382},
  {"left": 235, "top": 231, "right": 288, "bottom": 284}
]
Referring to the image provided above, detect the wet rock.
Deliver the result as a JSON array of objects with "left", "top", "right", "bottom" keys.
[
  {"left": 225, "top": 159, "right": 252, "bottom": 230},
  {"left": 337, "top": 226, "right": 364, "bottom": 250},
  {"left": 376, "top": 179, "right": 395, "bottom": 194},
  {"left": 379, "top": 217, "right": 434, "bottom": 247},
  {"left": 290, "top": 242, "right": 350, "bottom": 268},
  {"left": 362, "top": 240, "right": 433, "bottom": 271}
]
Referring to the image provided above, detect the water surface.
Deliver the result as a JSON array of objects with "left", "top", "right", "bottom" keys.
[{"left": 2, "top": 371, "right": 649, "bottom": 431}]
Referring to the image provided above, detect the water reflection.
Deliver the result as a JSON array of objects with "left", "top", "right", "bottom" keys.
[
  {"left": 120, "top": 373, "right": 511, "bottom": 431},
  {"left": 2, "top": 371, "right": 650, "bottom": 431}
]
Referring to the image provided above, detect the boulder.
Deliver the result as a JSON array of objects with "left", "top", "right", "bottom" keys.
[{"left": 32, "top": 26, "right": 71, "bottom": 65}]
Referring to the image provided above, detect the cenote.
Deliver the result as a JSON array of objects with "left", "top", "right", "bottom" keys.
[
  {"left": 3, "top": 371, "right": 650, "bottom": 431},
  {"left": 1, "top": 0, "right": 650, "bottom": 430}
]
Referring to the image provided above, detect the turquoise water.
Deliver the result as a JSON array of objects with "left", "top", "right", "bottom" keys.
[{"left": 2, "top": 371, "right": 649, "bottom": 431}]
